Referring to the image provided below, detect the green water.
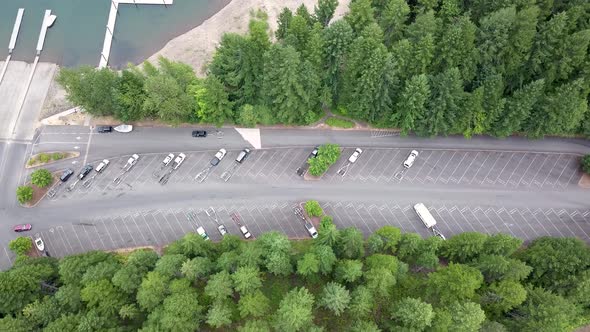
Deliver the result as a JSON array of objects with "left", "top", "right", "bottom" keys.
[{"left": 0, "top": 0, "right": 230, "bottom": 68}]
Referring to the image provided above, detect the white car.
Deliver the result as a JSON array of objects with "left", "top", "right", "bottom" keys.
[
  {"left": 240, "top": 225, "right": 252, "bottom": 239},
  {"left": 173, "top": 153, "right": 186, "bottom": 170},
  {"left": 217, "top": 224, "right": 227, "bottom": 236},
  {"left": 34, "top": 237, "right": 45, "bottom": 251},
  {"left": 348, "top": 148, "right": 363, "bottom": 163},
  {"left": 304, "top": 223, "right": 318, "bottom": 239},
  {"left": 128, "top": 154, "right": 139, "bottom": 166},
  {"left": 211, "top": 149, "right": 227, "bottom": 166},
  {"left": 95, "top": 159, "right": 110, "bottom": 173},
  {"left": 196, "top": 226, "right": 209, "bottom": 241},
  {"left": 403, "top": 150, "right": 419, "bottom": 168},
  {"left": 162, "top": 153, "right": 174, "bottom": 166}
]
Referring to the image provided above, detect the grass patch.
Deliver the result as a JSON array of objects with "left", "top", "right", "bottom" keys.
[
  {"left": 27, "top": 151, "right": 79, "bottom": 168},
  {"left": 325, "top": 117, "right": 354, "bottom": 129}
]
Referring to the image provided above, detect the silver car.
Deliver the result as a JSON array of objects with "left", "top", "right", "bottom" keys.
[{"left": 348, "top": 148, "right": 363, "bottom": 163}]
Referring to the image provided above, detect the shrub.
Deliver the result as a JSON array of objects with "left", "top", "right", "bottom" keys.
[
  {"left": 9, "top": 237, "right": 32, "bottom": 256},
  {"left": 52, "top": 152, "right": 64, "bottom": 160},
  {"left": 16, "top": 186, "right": 33, "bottom": 204},
  {"left": 238, "top": 104, "right": 258, "bottom": 128},
  {"left": 31, "top": 169, "right": 53, "bottom": 188},
  {"left": 326, "top": 117, "right": 354, "bottom": 129},
  {"left": 38, "top": 153, "right": 50, "bottom": 163},
  {"left": 308, "top": 144, "right": 341, "bottom": 176},
  {"left": 582, "top": 155, "right": 590, "bottom": 174},
  {"left": 305, "top": 200, "right": 324, "bottom": 217}
]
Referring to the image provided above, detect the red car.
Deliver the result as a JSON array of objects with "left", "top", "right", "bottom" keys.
[{"left": 13, "top": 224, "right": 32, "bottom": 232}]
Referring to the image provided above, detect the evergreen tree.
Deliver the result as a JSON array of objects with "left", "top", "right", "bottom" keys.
[
  {"left": 393, "top": 74, "right": 430, "bottom": 135},
  {"left": 419, "top": 67, "right": 465, "bottom": 136},
  {"left": 345, "top": 0, "right": 376, "bottom": 36},
  {"left": 314, "top": 0, "right": 338, "bottom": 27},
  {"left": 276, "top": 8, "right": 293, "bottom": 40},
  {"left": 379, "top": 0, "right": 410, "bottom": 47},
  {"left": 493, "top": 79, "right": 544, "bottom": 137},
  {"left": 322, "top": 20, "right": 354, "bottom": 106}
]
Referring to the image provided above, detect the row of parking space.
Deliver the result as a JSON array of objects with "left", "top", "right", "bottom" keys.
[
  {"left": 43, "top": 147, "right": 582, "bottom": 201},
  {"left": 11, "top": 201, "right": 590, "bottom": 263},
  {"left": 324, "top": 148, "right": 582, "bottom": 189}
]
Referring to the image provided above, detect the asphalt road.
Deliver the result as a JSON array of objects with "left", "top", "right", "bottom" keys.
[{"left": 1, "top": 125, "right": 589, "bottom": 270}]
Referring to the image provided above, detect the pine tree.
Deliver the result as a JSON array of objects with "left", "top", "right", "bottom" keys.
[
  {"left": 276, "top": 8, "right": 293, "bottom": 40},
  {"left": 393, "top": 74, "right": 430, "bottom": 135},
  {"left": 314, "top": 0, "right": 338, "bottom": 27},
  {"left": 378, "top": 0, "right": 410, "bottom": 47},
  {"left": 322, "top": 20, "right": 354, "bottom": 107},
  {"left": 493, "top": 79, "right": 545, "bottom": 137}
]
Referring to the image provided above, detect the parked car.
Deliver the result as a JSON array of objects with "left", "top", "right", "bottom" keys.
[
  {"left": 403, "top": 150, "right": 419, "bottom": 168},
  {"left": 173, "top": 153, "right": 186, "bottom": 170},
  {"left": 60, "top": 169, "right": 74, "bottom": 182},
  {"left": 95, "top": 159, "right": 110, "bottom": 173},
  {"left": 34, "top": 237, "right": 45, "bottom": 251},
  {"left": 162, "top": 153, "right": 174, "bottom": 166},
  {"left": 192, "top": 130, "right": 207, "bottom": 137},
  {"left": 308, "top": 146, "right": 320, "bottom": 160},
  {"left": 96, "top": 125, "right": 112, "bottom": 133},
  {"left": 236, "top": 148, "right": 251, "bottom": 163},
  {"left": 196, "top": 226, "right": 209, "bottom": 240},
  {"left": 348, "top": 148, "right": 363, "bottom": 163},
  {"left": 78, "top": 164, "right": 93, "bottom": 180},
  {"left": 240, "top": 225, "right": 252, "bottom": 239},
  {"left": 210, "top": 148, "right": 227, "bottom": 166},
  {"left": 304, "top": 223, "right": 318, "bottom": 239},
  {"left": 217, "top": 224, "right": 228, "bottom": 236},
  {"left": 13, "top": 224, "right": 32, "bottom": 232}
]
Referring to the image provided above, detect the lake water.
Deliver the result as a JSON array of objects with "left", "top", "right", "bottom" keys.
[{"left": 0, "top": 0, "right": 230, "bottom": 68}]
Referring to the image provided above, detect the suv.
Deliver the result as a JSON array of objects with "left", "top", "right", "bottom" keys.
[
  {"left": 304, "top": 223, "right": 318, "bottom": 239},
  {"left": 96, "top": 125, "right": 112, "bottom": 133},
  {"left": 197, "top": 226, "right": 210, "bottom": 240},
  {"left": 192, "top": 130, "right": 207, "bottom": 137},
  {"left": 162, "top": 153, "right": 174, "bottom": 166},
  {"left": 217, "top": 224, "right": 228, "bottom": 236},
  {"left": 60, "top": 169, "right": 74, "bottom": 182},
  {"left": 236, "top": 148, "right": 251, "bottom": 163},
  {"left": 78, "top": 164, "right": 93, "bottom": 180},
  {"left": 240, "top": 225, "right": 252, "bottom": 239},
  {"left": 348, "top": 148, "right": 363, "bottom": 163},
  {"left": 403, "top": 150, "right": 419, "bottom": 168}
]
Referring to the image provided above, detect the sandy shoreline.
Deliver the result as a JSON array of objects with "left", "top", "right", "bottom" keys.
[
  {"left": 147, "top": 0, "right": 351, "bottom": 76},
  {"left": 43, "top": 0, "right": 351, "bottom": 119}
]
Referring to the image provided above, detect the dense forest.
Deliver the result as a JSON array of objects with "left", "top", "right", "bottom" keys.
[
  {"left": 58, "top": 0, "right": 590, "bottom": 138},
  {"left": 1, "top": 213, "right": 590, "bottom": 331}
]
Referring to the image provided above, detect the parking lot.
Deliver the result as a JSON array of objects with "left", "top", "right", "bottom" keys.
[
  {"left": 37, "top": 147, "right": 583, "bottom": 202},
  {"left": 1, "top": 199, "right": 588, "bottom": 269}
]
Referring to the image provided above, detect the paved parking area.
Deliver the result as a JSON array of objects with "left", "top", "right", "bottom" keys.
[
  {"left": 1, "top": 200, "right": 588, "bottom": 267},
  {"left": 39, "top": 147, "right": 583, "bottom": 202}
]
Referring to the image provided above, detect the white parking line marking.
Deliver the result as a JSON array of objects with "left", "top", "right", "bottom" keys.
[
  {"left": 527, "top": 154, "right": 550, "bottom": 187},
  {"left": 469, "top": 153, "right": 491, "bottom": 184},
  {"left": 539, "top": 154, "right": 562, "bottom": 187},
  {"left": 515, "top": 155, "right": 538, "bottom": 186}
]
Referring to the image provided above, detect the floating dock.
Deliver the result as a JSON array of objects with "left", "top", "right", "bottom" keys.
[
  {"left": 99, "top": 0, "right": 173, "bottom": 69},
  {"left": 0, "top": 8, "right": 25, "bottom": 84}
]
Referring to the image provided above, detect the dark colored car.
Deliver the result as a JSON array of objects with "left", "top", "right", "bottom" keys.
[
  {"left": 78, "top": 164, "right": 93, "bottom": 180},
  {"left": 13, "top": 224, "right": 32, "bottom": 232},
  {"left": 60, "top": 168, "right": 74, "bottom": 182},
  {"left": 192, "top": 130, "right": 207, "bottom": 137},
  {"left": 296, "top": 146, "right": 320, "bottom": 176},
  {"left": 236, "top": 148, "right": 251, "bottom": 163},
  {"left": 97, "top": 125, "right": 112, "bottom": 133}
]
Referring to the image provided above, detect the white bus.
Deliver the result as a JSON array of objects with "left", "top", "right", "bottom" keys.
[{"left": 413, "top": 203, "right": 437, "bottom": 228}]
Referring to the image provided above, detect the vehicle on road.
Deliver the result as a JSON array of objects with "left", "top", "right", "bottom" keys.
[
  {"left": 60, "top": 169, "right": 74, "bottom": 182},
  {"left": 114, "top": 124, "right": 133, "bottom": 133},
  {"left": 192, "top": 130, "right": 207, "bottom": 137},
  {"left": 96, "top": 125, "right": 112, "bottom": 133},
  {"left": 217, "top": 224, "right": 228, "bottom": 236},
  {"left": 211, "top": 149, "right": 227, "bottom": 166},
  {"left": 34, "top": 237, "right": 45, "bottom": 251},
  {"left": 173, "top": 153, "right": 186, "bottom": 170},
  {"left": 240, "top": 225, "right": 251, "bottom": 239},
  {"left": 13, "top": 224, "right": 32, "bottom": 232},
  {"left": 404, "top": 150, "right": 419, "bottom": 168},
  {"left": 196, "top": 226, "right": 210, "bottom": 240},
  {"left": 78, "top": 164, "right": 93, "bottom": 180},
  {"left": 162, "top": 153, "right": 174, "bottom": 166},
  {"left": 95, "top": 159, "right": 109, "bottom": 173},
  {"left": 236, "top": 148, "right": 251, "bottom": 163},
  {"left": 348, "top": 148, "right": 363, "bottom": 163},
  {"left": 304, "top": 222, "right": 318, "bottom": 239}
]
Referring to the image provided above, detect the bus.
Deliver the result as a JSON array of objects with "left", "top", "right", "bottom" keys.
[{"left": 413, "top": 203, "right": 437, "bottom": 228}]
